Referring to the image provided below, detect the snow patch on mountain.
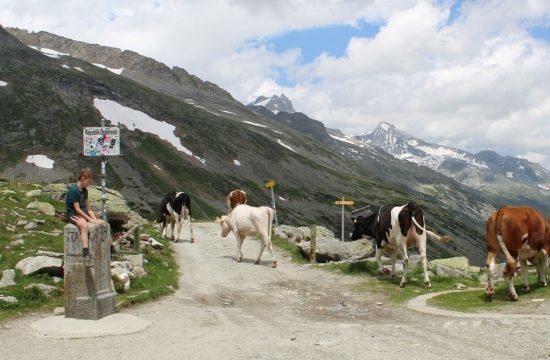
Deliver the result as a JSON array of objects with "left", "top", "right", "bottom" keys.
[
  {"left": 26, "top": 155, "right": 54, "bottom": 169},
  {"left": 92, "top": 63, "right": 124, "bottom": 75},
  {"left": 93, "top": 99, "right": 206, "bottom": 165}
]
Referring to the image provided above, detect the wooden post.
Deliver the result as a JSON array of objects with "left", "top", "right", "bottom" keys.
[
  {"left": 133, "top": 225, "right": 140, "bottom": 253},
  {"left": 309, "top": 224, "right": 317, "bottom": 263}
]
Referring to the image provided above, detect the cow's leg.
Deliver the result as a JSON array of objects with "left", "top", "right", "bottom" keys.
[
  {"left": 537, "top": 251, "right": 548, "bottom": 287},
  {"left": 399, "top": 244, "right": 409, "bottom": 288},
  {"left": 255, "top": 238, "right": 266, "bottom": 265},
  {"left": 170, "top": 216, "right": 176, "bottom": 241},
  {"left": 235, "top": 233, "right": 244, "bottom": 262},
  {"left": 175, "top": 208, "right": 185, "bottom": 242},
  {"left": 375, "top": 245, "right": 384, "bottom": 273},
  {"left": 161, "top": 215, "right": 167, "bottom": 239},
  {"left": 485, "top": 251, "right": 497, "bottom": 300},
  {"left": 503, "top": 264, "right": 519, "bottom": 301},
  {"left": 519, "top": 258, "right": 530, "bottom": 292},
  {"left": 390, "top": 249, "right": 398, "bottom": 277},
  {"left": 186, "top": 207, "right": 195, "bottom": 243},
  {"left": 262, "top": 234, "right": 277, "bottom": 268},
  {"left": 418, "top": 242, "right": 431, "bottom": 288}
]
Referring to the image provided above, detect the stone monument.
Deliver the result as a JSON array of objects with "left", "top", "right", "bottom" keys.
[{"left": 64, "top": 222, "right": 116, "bottom": 320}]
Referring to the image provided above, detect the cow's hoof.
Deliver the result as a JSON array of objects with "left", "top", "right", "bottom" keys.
[
  {"left": 254, "top": 260, "right": 260, "bottom": 265},
  {"left": 381, "top": 268, "right": 391, "bottom": 275},
  {"left": 521, "top": 285, "right": 530, "bottom": 292},
  {"left": 424, "top": 282, "right": 432, "bottom": 289},
  {"left": 399, "top": 282, "right": 407, "bottom": 288},
  {"left": 271, "top": 261, "right": 278, "bottom": 268},
  {"left": 237, "top": 258, "right": 242, "bottom": 263},
  {"left": 511, "top": 294, "right": 519, "bottom": 302},
  {"left": 190, "top": 239, "right": 195, "bottom": 243},
  {"left": 539, "top": 281, "right": 548, "bottom": 287}
]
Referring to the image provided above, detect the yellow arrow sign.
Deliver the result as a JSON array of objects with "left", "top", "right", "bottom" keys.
[
  {"left": 264, "top": 180, "right": 276, "bottom": 188},
  {"left": 335, "top": 200, "right": 354, "bottom": 205}
]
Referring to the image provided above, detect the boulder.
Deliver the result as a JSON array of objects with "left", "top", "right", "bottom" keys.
[
  {"left": 15, "top": 256, "right": 63, "bottom": 276},
  {"left": 124, "top": 254, "right": 144, "bottom": 267},
  {"left": 0, "top": 295, "right": 18, "bottom": 305},
  {"left": 432, "top": 264, "right": 464, "bottom": 278},
  {"left": 10, "top": 239, "right": 25, "bottom": 246},
  {"left": 26, "top": 201, "right": 55, "bottom": 216},
  {"left": 429, "top": 256, "right": 470, "bottom": 276},
  {"left": 16, "top": 220, "right": 28, "bottom": 227},
  {"left": 0, "top": 189, "right": 16, "bottom": 195},
  {"left": 274, "top": 225, "right": 306, "bottom": 243},
  {"left": 468, "top": 266, "right": 482, "bottom": 274},
  {"left": 42, "top": 184, "right": 146, "bottom": 227},
  {"left": 53, "top": 307, "right": 65, "bottom": 316},
  {"left": 0, "top": 269, "right": 16, "bottom": 288},
  {"left": 25, "top": 189, "right": 42, "bottom": 197},
  {"left": 131, "top": 266, "right": 147, "bottom": 279},
  {"left": 297, "top": 238, "right": 374, "bottom": 263},
  {"left": 111, "top": 262, "right": 131, "bottom": 292},
  {"left": 148, "top": 238, "right": 164, "bottom": 250},
  {"left": 36, "top": 250, "right": 64, "bottom": 258},
  {"left": 24, "top": 222, "right": 38, "bottom": 230},
  {"left": 25, "top": 283, "right": 60, "bottom": 296}
]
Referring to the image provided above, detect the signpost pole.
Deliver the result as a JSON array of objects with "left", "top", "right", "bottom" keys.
[
  {"left": 335, "top": 198, "right": 354, "bottom": 242},
  {"left": 271, "top": 185, "right": 278, "bottom": 227},
  {"left": 341, "top": 197, "right": 345, "bottom": 242},
  {"left": 100, "top": 118, "right": 107, "bottom": 222}
]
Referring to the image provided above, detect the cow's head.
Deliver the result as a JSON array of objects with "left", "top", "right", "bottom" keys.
[
  {"left": 351, "top": 214, "right": 376, "bottom": 240},
  {"left": 215, "top": 215, "right": 232, "bottom": 237}
]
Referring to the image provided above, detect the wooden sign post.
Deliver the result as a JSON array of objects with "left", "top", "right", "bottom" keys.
[
  {"left": 335, "top": 197, "right": 354, "bottom": 242},
  {"left": 264, "top": 180, "right": 278, "bottom": 227}
]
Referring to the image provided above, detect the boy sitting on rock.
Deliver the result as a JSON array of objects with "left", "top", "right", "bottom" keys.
[{"left": 65, "top": 167, "right": 104, "bottom": 267}]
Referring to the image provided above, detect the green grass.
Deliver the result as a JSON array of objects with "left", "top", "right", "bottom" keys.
[
  {"left": 271, "top": 235, "right": 309, "bottom": 264},
  {"left": 114, "top": 222, "right": 179, "bottom": 309},
  {"left": 0, "top": 180, "right": 179, "bottom": 322},
  {"left": 428, "top": 274, "right": 550, "bottom": 312},
  {"left": 321, "top": 260, "right": 481, "bottom": 303}
]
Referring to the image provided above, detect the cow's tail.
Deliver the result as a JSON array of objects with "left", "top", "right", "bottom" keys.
[
  {"left": 411, "top": 216, "right": 450, "bottom": 243},
  {"left": 494, "top": 209, "right": 517, "bottom": 275}
]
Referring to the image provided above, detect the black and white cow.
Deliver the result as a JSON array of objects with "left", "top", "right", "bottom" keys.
[
  {"left": 351, "top": 203, "right": 449, "bottom": 288},
  {"left": 159, "top": 192, "right": 195, "bottom": 243}
]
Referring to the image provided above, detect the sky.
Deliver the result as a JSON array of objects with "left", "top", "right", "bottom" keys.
[{"left": 1, "top": 0, "right": 550, "bottom": 167}]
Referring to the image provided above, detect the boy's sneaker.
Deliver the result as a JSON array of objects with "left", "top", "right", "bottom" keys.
[{"left": 83, "top": 255, "right": 95, "bottom": 268}]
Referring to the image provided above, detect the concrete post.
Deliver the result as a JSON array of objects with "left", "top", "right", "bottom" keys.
[
  {"left": 309, "top": 224, "right": 317, "bottom": 263},
  {"left": 64, "top": 222, "right": 116, "bottom": 320},
  {"left": 133, "top": 225, "right": 140, "bottom": 253}
]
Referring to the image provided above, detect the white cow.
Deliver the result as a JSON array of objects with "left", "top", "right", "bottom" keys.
[{"left": 215, "top": 204, "right": 277, "bottom": 268}]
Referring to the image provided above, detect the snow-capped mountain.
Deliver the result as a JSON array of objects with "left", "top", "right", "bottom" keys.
[
  {"left": 249, "top": 94, "right": 295, "bottom": 114},
  {"left": 355, "top": 122, "right": 487, "bottom": 170},
  {"left": 355, "top": 121, "right": 550, "bottom": 191}
]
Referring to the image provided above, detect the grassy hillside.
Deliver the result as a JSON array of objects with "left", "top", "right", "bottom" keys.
[{"left": 0, "top": 179, "right": 178, "bottom": 322}]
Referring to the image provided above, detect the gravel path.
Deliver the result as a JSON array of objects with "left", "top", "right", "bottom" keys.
[{"left": 1, "top": 223, "right": 549, "bottom": 359}]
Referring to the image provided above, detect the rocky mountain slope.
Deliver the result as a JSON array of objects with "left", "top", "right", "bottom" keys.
[
  {"left": 356, "top": 121, "right": 550, "bottom": 212},
  {"left": 0, "top": 25, "right": 499, "bottom": 265}
]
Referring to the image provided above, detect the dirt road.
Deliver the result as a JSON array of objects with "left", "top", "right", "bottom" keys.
[{"left": 1, "top": 223, "right": 549, "bottom": 359}]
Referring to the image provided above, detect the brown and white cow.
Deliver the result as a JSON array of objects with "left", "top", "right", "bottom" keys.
[
  {"left": 351, "top": 203, "right": 450, "bottom": 288},
  {"left": 215, "top": 204, "right": 276, "bottom": 268},
  {"left": 486, "top": 206, "right": 550, "bottom": 301},
  {"left": 225, "top": 189, "right": 247, "bottom": 213}
]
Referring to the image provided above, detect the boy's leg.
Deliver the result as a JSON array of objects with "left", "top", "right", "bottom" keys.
[
  {"left": 75, "top": 218, "right": 89, "bottom": 249},
  {"left": 74, "top": 217, "right": 94, "bottom": 267}
]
